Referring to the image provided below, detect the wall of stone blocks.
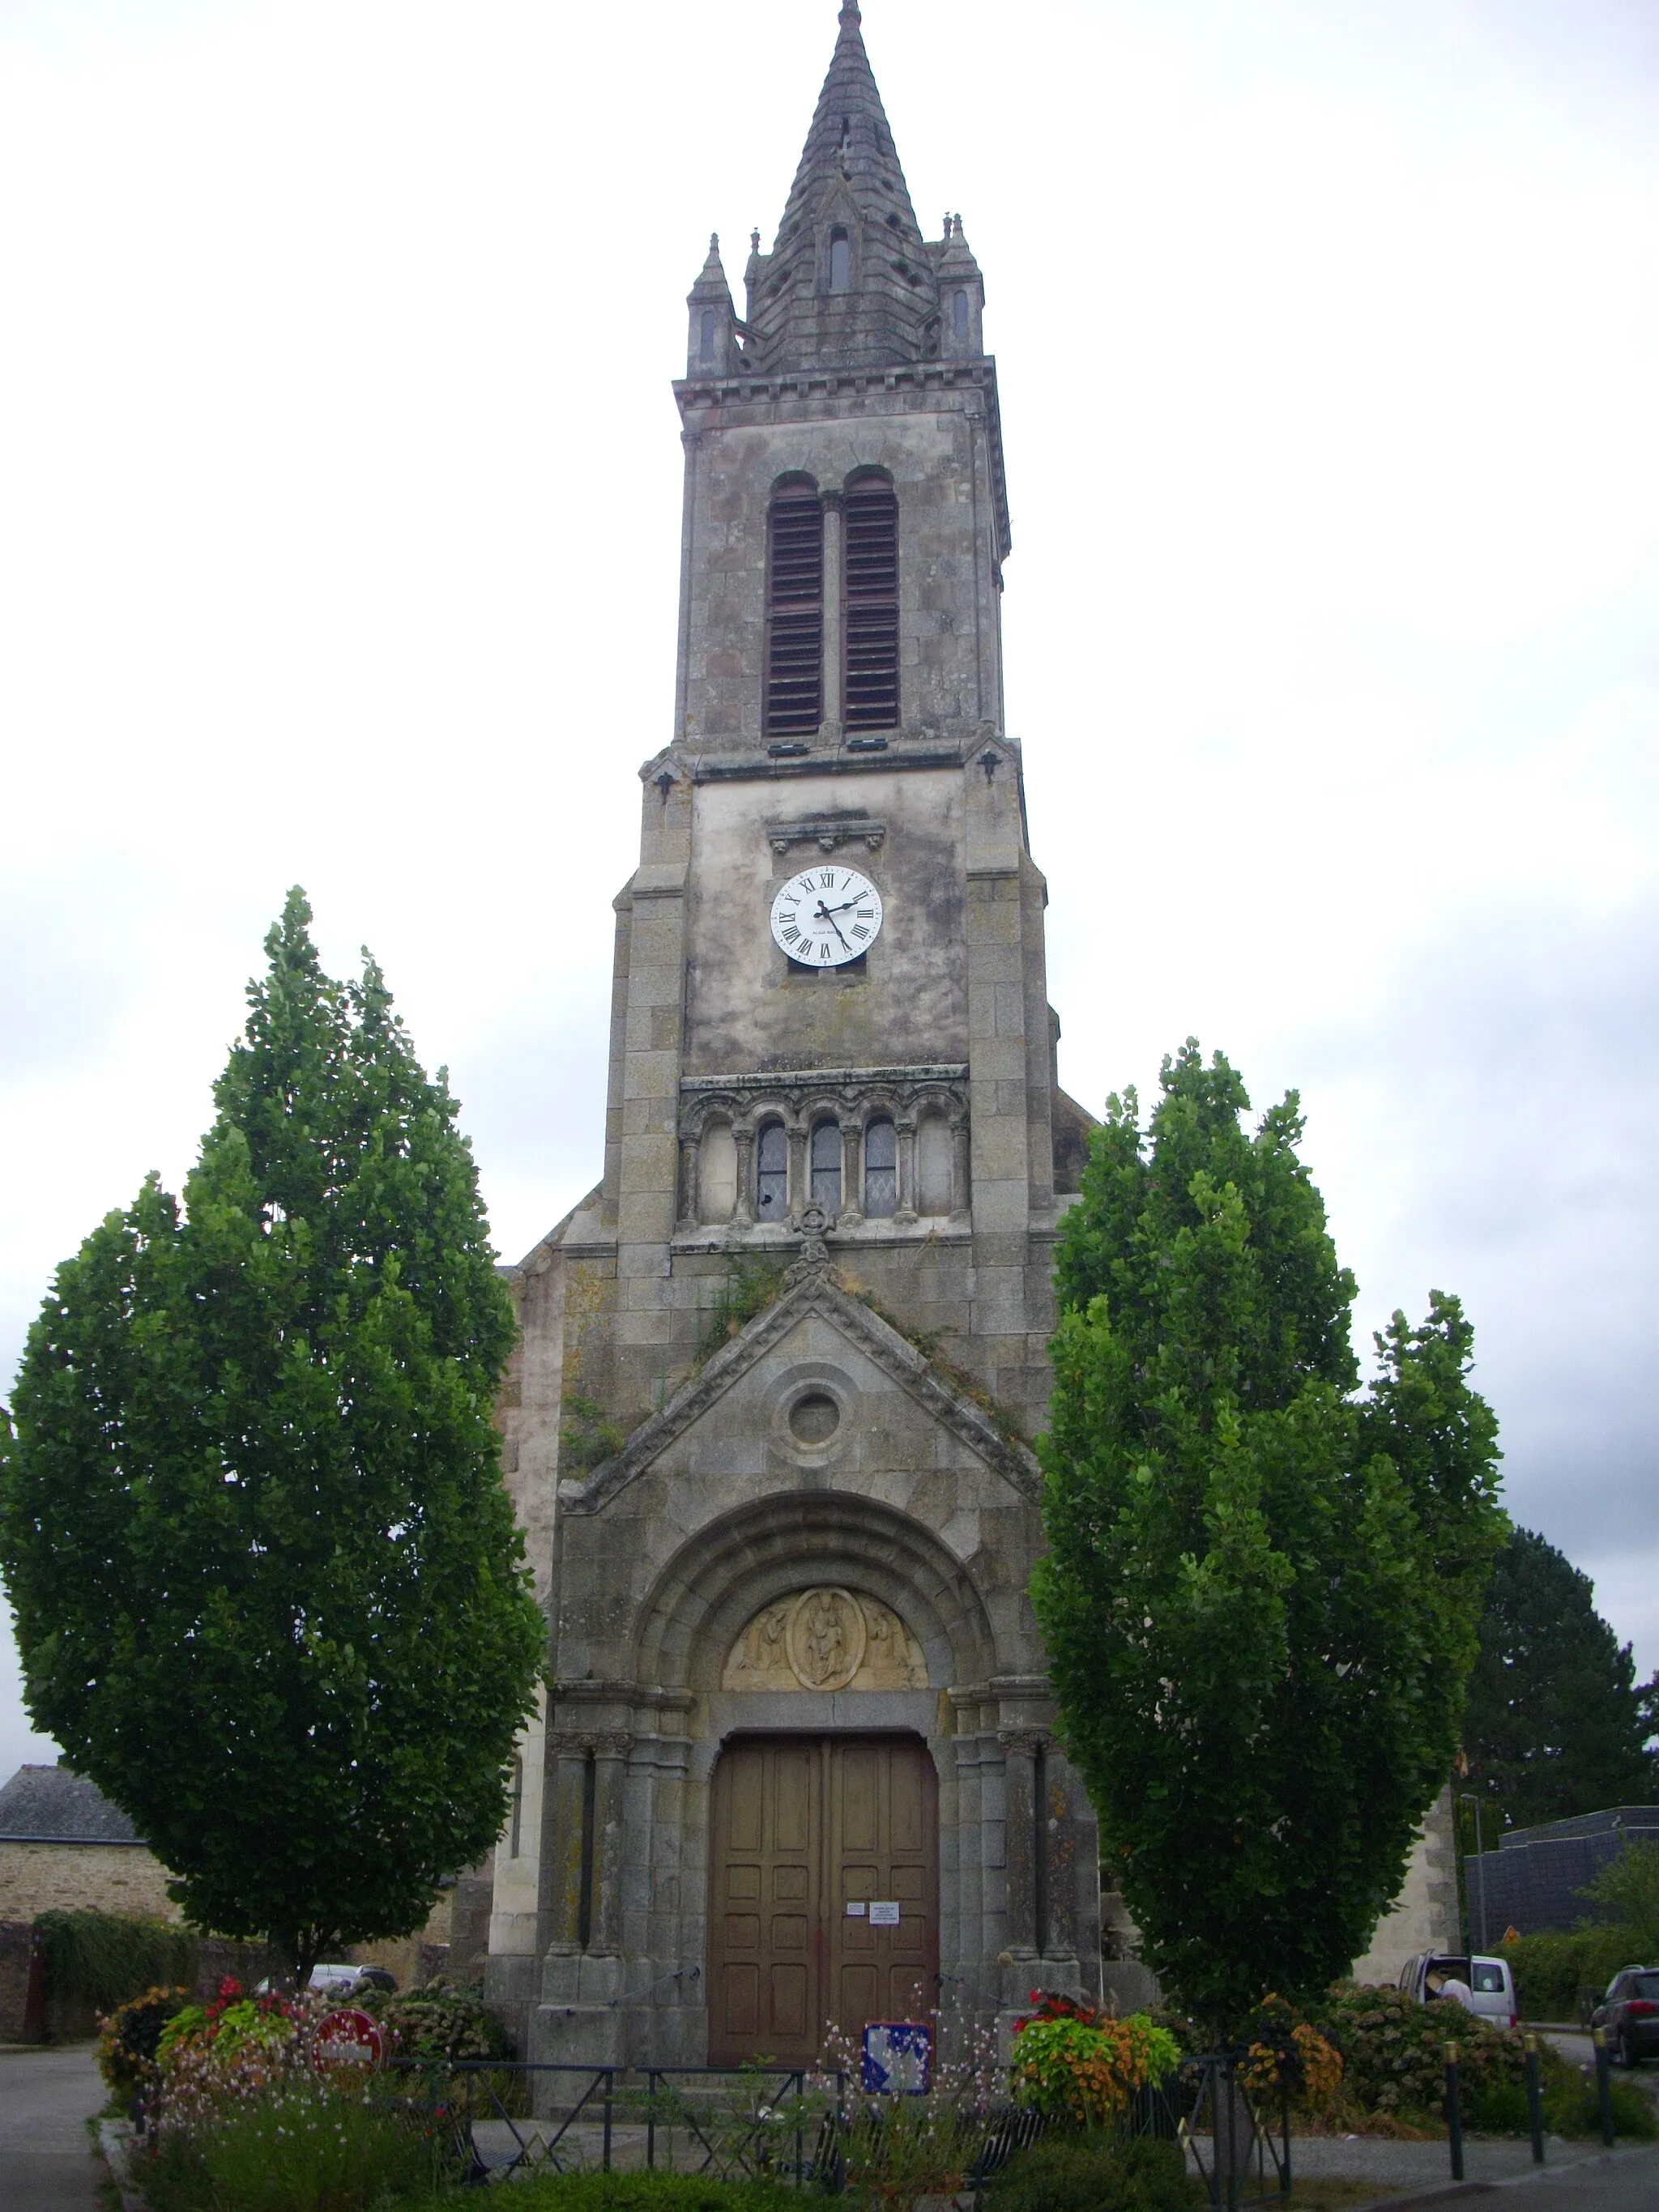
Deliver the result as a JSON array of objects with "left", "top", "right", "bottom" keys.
[{"left": 0, "top": 1842, "right": 181, "bottom": 1924}]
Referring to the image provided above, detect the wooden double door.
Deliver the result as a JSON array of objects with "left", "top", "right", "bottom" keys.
[{"left": 707, "top": 1734, "right": 938, "bottom": 2065}]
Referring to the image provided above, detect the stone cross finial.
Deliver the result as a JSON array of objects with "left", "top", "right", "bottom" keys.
[{"left": 786, "top": 1202, "right": 834, "bottom": 1283}]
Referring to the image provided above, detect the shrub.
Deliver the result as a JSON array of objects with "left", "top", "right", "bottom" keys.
[
  {"left": 1238, "top": 1994, "right": 1342, "bottom": 2114},
  {"left": 984, "top": 2134, "right": 1201, "bottom": 2212},
  {"left": 36, "top": 1909, "right": 198, "bottom": 2015},
  {"left": 360, "top": 1977, "right": 512, "bottom": 2064},
  {"left": 695, "top": 1259, "right": 788, "bottom": 1367},
  {"left": 501, "top": 2179, "right": 807, "bottom": 2212},
  {"left": 1010, "top": 1994, "right": 1181, "bottom": 2128},
  {"left": 138, "top": 2077, "right": 447, "bottom": 2212},
  {"left": 1464, "top": 2070, "right": 1656, "bottom": 2142},
  {"left": 1312, "top": 1984, "right": 1527, "bottom": 2120},
  {"left": 1503, "top": 1929, "right": 1631, "bottom": 2022},
  {"left": 96, "top": 1985, "right": 192, "bottom": 2103}
]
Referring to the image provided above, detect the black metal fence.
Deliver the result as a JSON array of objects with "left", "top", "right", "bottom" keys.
[{"left": 387, "top": 2052, "right": 1294, "bottom": 2206}]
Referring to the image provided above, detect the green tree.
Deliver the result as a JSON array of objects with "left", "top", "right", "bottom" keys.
[
  {"left": 1463, "top": 1528, "right": 1654, "bottom": 1828},
  {"left": 1033, "top": 1042, "right": 1505, "bottom": 2035},
  {"left": 1582, "top": 1839, "right": 1659, "bottom": 1963},
  {"left": 0, "top": 891, "right": 544, "bottom": 1980}
]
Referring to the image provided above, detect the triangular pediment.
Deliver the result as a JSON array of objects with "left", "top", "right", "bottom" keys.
[{"left": 561, "top": 1265, "right": 1040, "bottom": 1513}]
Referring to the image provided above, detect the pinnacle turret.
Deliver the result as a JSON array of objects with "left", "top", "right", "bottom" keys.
[{"left": 685, "top": 232, "right": 740, "bottom": 377}]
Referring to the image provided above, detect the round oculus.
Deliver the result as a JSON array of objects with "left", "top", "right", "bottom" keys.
[{"left": 770, "top": 863, "right": 884, "bottom": 968}]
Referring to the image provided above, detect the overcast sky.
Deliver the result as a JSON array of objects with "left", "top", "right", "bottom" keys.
[{"left": 2, "top": 0, "right": 1656, "bottom": 1782}]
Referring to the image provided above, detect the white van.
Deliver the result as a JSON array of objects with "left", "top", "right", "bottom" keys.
[{"left": 1399, "top": 1950, "right": 1517, "bottom": 2029}]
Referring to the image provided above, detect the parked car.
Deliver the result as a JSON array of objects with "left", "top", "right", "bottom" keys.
[
  {"left": 257, "top": 1963, "right": 399, "bottom": 1998},
  {"left": 1398, "top": 1951, "right": 1516, "bottom": 2028},
  {"left": 1589, "top": 1969, "right": 1659, "bottom": 2069},
  {"left": 306, "top": 1963, "right": 362, "bottom": 1994}
]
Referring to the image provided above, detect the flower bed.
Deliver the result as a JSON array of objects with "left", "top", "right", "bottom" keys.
[{"left": 1010, "top": 1993, "right": 1182, "bottom": 2129}]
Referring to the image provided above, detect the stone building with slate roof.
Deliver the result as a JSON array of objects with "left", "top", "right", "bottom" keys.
[
  {"left": 0, "top": 1763, "right": 179, "bottom": 1922},
  {"left": 484, "top": 4, "right": 1102, "bottom": 2070}
]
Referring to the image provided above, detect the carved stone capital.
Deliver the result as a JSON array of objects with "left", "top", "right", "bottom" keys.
[
  {"left": 589, "top": 1732, "right": 634, "bottom": 1761},
  {"left": 998, "top": 1728, "right": 1046, "bottom": 1759}
]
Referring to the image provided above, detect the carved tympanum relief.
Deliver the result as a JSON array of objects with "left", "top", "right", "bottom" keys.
[{"left": 721, "top": 1586, "right": 928, "bottom": 1692}]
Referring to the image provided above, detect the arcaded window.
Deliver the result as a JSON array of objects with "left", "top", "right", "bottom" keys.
[
  {"left": 764, "top": 480, "right": 824, "bottom": 737},
  {"left": 843, "top": 470, "right": 899, "bottom": 731},
  {"left": 757, "top": 1123, "right": 789, "bottom": 1220},
  {"left": 699, "top": 1122, "right": 738, "bottom": 1222},
  {"left": 916, "top": 1114, "right": 953, "bottom": 1216},
  {"left": 829, "top": 227, "right": 851, "bottom": 292},
  {"left": 810, "top": 1120, "right": 842, "bottom": 1210},
  {"left": 864, "top": 1118, "right": 897, "bottom": 1217}
]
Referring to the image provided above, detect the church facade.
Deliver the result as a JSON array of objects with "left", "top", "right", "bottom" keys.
[{"left": 483, "top": 4, "right": 1105, "bottom": 2069}]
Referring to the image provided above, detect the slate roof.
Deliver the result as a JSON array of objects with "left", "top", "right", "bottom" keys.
[{"left": 0, "top": 1763, "right": 147, "bottom": 1844}]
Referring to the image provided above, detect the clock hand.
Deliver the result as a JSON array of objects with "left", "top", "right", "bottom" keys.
[{"left": 813, "top": 901, "right": 853, "bottom": 953}]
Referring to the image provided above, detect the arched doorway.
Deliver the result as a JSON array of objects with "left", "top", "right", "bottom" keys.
[{"left": 706, "top": 1733, "right": 938, "bottom": 2066}]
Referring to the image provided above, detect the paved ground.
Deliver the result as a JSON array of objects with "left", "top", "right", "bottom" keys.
[
  {"left": 0, "top": 2044, "right": 107, "bottom": 2212},
  {"left": 1367, "top": 2142, "right": 1659, "bottom": 2207}
]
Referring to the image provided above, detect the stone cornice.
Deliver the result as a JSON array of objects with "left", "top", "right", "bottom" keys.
[
  {"left": 680, "top": 1063, "right": 966, "bottom": 1096},
  {"left": 561, "top": 1266, "right": 1039, "bottom": 1515},
  {"left": 690, "top": 740, "right": 964, "bottom": 784}
]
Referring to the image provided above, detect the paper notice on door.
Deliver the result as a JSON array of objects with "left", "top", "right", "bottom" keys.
[
  {"left": 845, "top": 1900, "right": 866, "bottom": 1916},
  {"left": 868, "top": 1900, "right": 900, "bottom": 1925}
]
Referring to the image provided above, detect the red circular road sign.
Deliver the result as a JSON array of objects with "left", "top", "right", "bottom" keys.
[{"left": 312, "top": 2007, "right": 385, "bottom": 2071}]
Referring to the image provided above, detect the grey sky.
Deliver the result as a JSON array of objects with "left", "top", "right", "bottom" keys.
[{"left": 2, "top": 0, "right": 1655, "bottom": 1776}]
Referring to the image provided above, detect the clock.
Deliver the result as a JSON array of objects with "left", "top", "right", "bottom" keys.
[{"left": 770, "top": 863, "right": 885, "bottom": 968}]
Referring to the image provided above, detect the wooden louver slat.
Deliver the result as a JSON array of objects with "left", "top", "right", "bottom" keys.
[
  {"left": 843, "top": 479, "right": 899, "bottom": 732},
  {"left": 765, "top": 492, "right": 824, "bottom": 736}
]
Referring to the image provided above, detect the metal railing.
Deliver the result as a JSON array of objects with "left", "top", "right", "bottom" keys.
[
  {"left": 388, "top": 2059, "right": 847, "bottom": 2185},
  {"left": 388, "top": 2051, "right": 1300, "bottom": 2204}
]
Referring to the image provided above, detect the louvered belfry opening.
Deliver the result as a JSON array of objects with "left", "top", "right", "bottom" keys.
[
  {"left": 764, "top": 481, "right": 825, "bottom": 736},
  {"left": 842, "top": 471, "right": 900, "bottom": 731}
]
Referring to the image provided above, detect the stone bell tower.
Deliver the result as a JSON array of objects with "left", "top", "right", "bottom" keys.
[{"left": 486, "top": 2, "right": 1101, "bottom": 2070}]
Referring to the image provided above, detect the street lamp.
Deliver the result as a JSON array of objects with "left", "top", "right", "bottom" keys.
[{"left": 1459, "top": 1792, "right": 1489, "bottom": 1953}]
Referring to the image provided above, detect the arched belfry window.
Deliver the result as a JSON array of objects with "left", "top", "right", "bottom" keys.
[
  {"left": 757, "top": 1123, "right": 789, "bottom": 1220},
  {"left": 829, "top": 226, "right": 851, "bottom": 293},
  {"left": 764, "top": 479, "right": 824, "bottom": 737},
  {"left": 810, "top": 1120, "right": 842, "bottom": 1211},
  {"left": 700, "top": 309, "right": 717, "bottom": 363},
  {"left": 843, "top": 470, "right": 899, "bottom": 731},
  {"left": 864, "top": 1118, "right": 897, "bottom": 1217},
  {"left": 953, "top": 288, "right": 970, "bottom": 343}
]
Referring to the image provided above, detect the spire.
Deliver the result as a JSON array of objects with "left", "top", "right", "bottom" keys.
[
  {"left": 741, "top": 3, "right": 941, "bottom": 374},
  {"left": 775, "top": 2, "right": 923, "bottom": 253}
]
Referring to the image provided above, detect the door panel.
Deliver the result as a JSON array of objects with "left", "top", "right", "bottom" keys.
[
  {"left": 827, "top": 1737, "right": 937, "bottom": 2029},
  {"left": 708, "top": 1735, "right": 938, "bottom": 2065}
]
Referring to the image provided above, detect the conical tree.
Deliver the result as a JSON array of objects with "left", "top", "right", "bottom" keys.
[
  {"left": 1464, "top": 1528, "right": 1655, "bottom": 1828},
  {"left": 1034, "top": 1042, "right": 1506, "bottom": 2035},
  {"left": 0, "top": 891, "right": 544, "bottom": 1980}
]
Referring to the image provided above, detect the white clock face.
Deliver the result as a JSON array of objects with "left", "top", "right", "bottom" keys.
[{"left": 770, "top": 863, "right": 885, "bottom": 968}]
